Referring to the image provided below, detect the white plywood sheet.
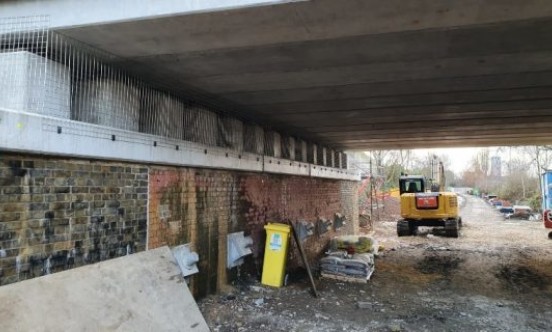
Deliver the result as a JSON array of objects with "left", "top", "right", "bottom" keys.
[{"left": 0, "top": 246, "right": 209, "bottom": 332}]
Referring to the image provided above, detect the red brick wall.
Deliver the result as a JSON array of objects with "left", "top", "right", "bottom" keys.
[
  {"left": 0, "top": 153, "right": 357, "bottom": 296},
  {"left": 148, "top": 167, "right": 358, "bottom": 297}
]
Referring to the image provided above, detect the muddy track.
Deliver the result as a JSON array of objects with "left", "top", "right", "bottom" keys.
[{"left": 199, "top": 194, "right": 552, "bottom": 332}]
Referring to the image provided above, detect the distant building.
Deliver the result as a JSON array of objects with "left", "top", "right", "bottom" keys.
[{"left": 490, "top": 156, "right": 502, "bottom": 178}]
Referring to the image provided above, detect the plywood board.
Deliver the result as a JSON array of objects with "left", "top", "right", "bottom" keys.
[{"left": 0, "top": 246, "right": 209, "bottom": 332}]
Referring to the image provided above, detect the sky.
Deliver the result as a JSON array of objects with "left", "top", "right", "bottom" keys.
[
  {"left": 360, "top": 146, "right": 542, "bottom": 176},
  {"left": 412, "top": 147, "right": 483, "bottom": 174}
]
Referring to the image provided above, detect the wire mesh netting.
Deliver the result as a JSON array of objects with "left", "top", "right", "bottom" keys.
[
  {"left": 281, "top": 136, "right": 293, "bottom": 160},
  {"left": 243, "top": 123, "right": 264, "bottom": 155},
  {"left": 317, "top": 146, "right": 326, "bottom": 166},
  {"left": 307, "top": 142, "right": 317, "bottom": 164},
  {"left": 294, "top": 138, "right": 304, "bottom": 162},
  {"left": 334, "top": 150, "right": 341, "bottom": 168},
  {"left": 0, "top": 16, "right": 346, "bottom": 168},
  {"left": 0, "top": 16, "right": 62, "bottom": 118},
  {"left": 264, "top": 131, "right": 281, "bottom": 158}
]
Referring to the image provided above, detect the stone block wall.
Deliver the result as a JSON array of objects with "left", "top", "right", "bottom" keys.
[
  {"left": 0, "top": 154, "right": 148, "bottom": 286},
  {"left": 148, "top": 167, "right": 358, "bottom": 298}
]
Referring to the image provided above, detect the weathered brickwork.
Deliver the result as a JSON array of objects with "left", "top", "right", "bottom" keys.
[
  {"left": 0, "top": 152, "right": 358, "bottom": 298},
  {"left": 0, "top": 154, "right": 147, "bottom": 285},
  {"left": 149, "top": 167, "right": 359, "bottom": 298}
]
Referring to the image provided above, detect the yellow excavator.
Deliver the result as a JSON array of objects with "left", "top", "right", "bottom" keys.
[{"left": 397, "top": 162, "right": 462, "bottom": 237}]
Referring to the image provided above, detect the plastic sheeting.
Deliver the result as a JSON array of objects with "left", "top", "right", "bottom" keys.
[
  {"left": 218, "top": 116, "right": 244, "bottom": 151},
  {"left": 282, "top": 136, "right": 295, "bottom": 160},
  {"left": 182, "top": 106, "right": 218, "bottom": 146},
  {"left": 318, "top": 146, "right": 327, "bottom": 166},
  {"left": 308, "top": 143, "right": 317, "bottom": 165},
  {"left": 244, "top": 124, "right": 264, "bottom": 154},
  {"left": 140, "top": 93, "right": 184, "bottom": 139},
  {"left": 73, "top": 78, "right": 140, "bottom": 131},
  {"left": 264, "top": 130, "right": 282, "bottom": 158}
]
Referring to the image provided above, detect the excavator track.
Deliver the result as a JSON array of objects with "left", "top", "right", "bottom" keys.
[
  {"left": 444, "top": 218, "right": 460, "bottom": 238},
  {"left": 397, "top": 219, "right": 411, "bottom": 237}
]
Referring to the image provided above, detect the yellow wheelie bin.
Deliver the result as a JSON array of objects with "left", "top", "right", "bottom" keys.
[{"left": 261, "top": 223, "right": 291, "bottom": 287}]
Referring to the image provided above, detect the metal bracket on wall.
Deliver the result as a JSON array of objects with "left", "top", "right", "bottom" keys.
[
  {"left": 296, "top": 220, "right": 315, "bottom": 241},
  {"left": 316, "top": 218, "right": 333, "bottom": 236},
  {"left": 172, "top": 243, "right": 199, "bottom": 277},
  {"left": 227, "top": 231, "right": 253, "bottom": 268},
  {"left": 333, "top": 213, "right": 346, "bottom": 230}
]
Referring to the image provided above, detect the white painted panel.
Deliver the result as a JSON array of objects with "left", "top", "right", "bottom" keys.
[{"left": 0, "top": 51, "right": 70, "bottom": 119}]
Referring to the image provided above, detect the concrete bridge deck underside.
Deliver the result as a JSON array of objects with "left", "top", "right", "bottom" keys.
[{"left": 3, "top": 0, "right": 552, "bottom": 149}]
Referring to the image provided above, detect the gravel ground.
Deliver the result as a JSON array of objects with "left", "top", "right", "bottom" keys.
[{"left": 199, "top": 195, "right": 552, "bottom": 332}]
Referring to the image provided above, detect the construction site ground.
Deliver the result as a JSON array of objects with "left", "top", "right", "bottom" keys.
[{"left": 198, "top": 195, "right": 552, "bottom": 332}]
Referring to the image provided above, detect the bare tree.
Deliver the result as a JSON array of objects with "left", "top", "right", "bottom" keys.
[
  {"left": 459, "top": 150, "right": 490, "bottom": 192},
  {"left": 521, "top": 145, "right": 552, "bottom": 198}
]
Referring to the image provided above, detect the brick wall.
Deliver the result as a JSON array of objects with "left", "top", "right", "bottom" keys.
[
  {"left": 148, "top": 167, "right": 359, "bottom": 298},
  {"left": 0, "top": 153, "right": 148, "bottom": 285},
  {"left": 0, "top": 152, "right": 359, "bottom": 298}
]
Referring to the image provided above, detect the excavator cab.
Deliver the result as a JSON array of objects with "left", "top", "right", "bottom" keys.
[{"left": 399, "top": 176, "right": 425, "bottom": 194}]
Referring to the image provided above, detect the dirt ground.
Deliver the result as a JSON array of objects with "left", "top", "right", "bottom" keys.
[{"left": 198, "top": 195, "right": 552, "bottom": 332}]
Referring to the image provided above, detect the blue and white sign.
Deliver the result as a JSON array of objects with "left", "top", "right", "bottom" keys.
[
  {"left": 542, "top": 171, "right": 552, "bottom": 211},
  {"left": 269, "top": 233, "right": 283, "bottom": 251}
]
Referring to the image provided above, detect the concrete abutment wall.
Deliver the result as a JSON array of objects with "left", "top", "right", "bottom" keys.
[{"left": 0, "top": 153, "right": 359, "bottom": 298}]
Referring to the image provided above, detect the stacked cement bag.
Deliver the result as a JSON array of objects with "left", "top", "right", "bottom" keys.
[
  {"left": 320, "top": 251, "right": 375, "bottom": 281},
  {"left": 140, "top": 93, "right": 184, "bottom": 139},
  {"left": 73, "top": 78, "right": 140, "bottom": 131},
  {"left": 320, "top": 235, "right": 378, "bottom": 282},
  {"left": 0, "top": 51, "right": 70, "bottom": 119},
  {"left": 182, "top": 106, "right": 218, "bottom": 146}
]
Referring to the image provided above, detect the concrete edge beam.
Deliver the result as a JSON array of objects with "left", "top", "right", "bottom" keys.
[
  {"left": 310, "top": 163, "right": 358, "bottom": 181},
  {"left": 263, "top": 156, "right": 310, "bottom": 176},
  {"left": 0, "top": 0, "right": 299, "bottom": 29},
  {"left": 0, "top": 108, "right": 359, "bottom": 181}
]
